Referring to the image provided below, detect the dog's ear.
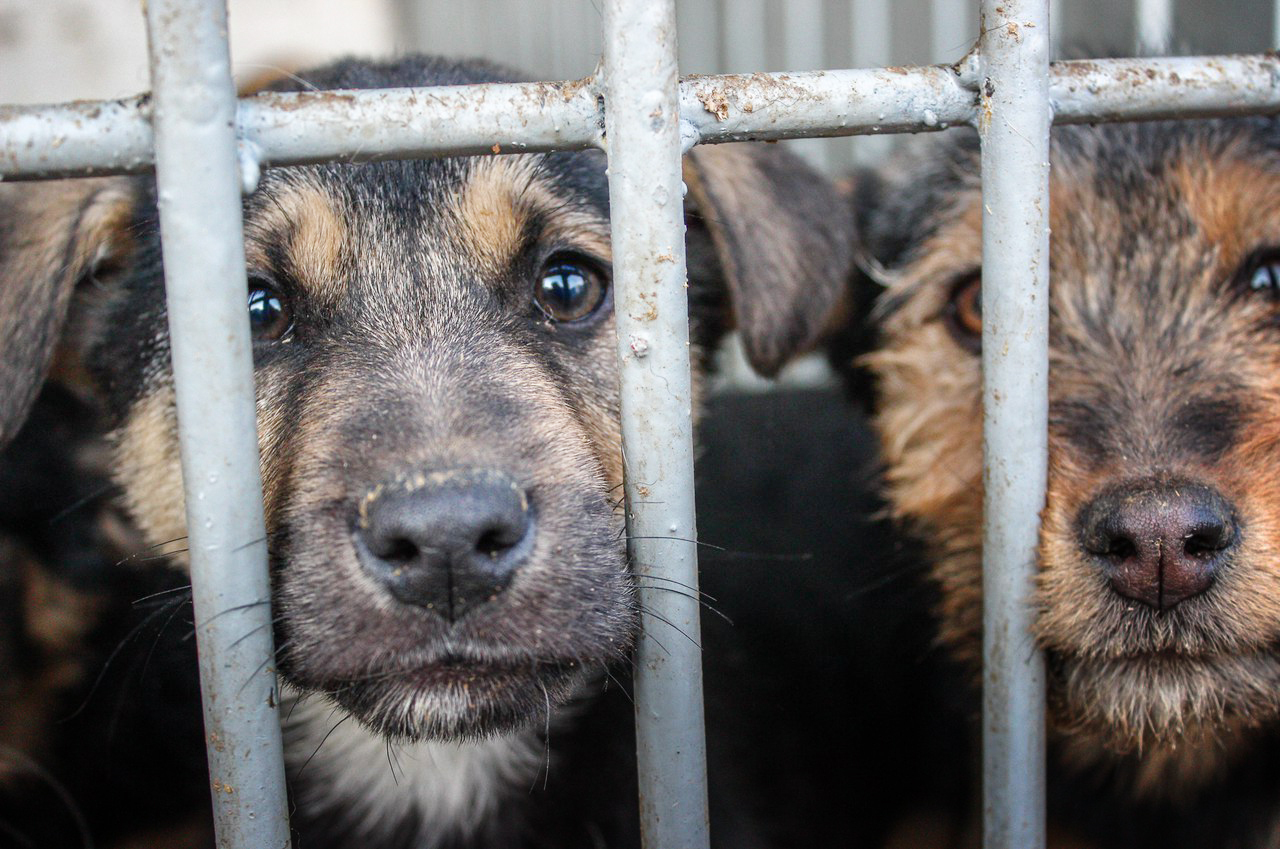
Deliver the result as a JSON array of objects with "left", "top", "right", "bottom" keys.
[
  {"left": 0, "top": 179, "right": 136, "bottom": 447},
  {"left": 825, "top": 167, "right": 890, "bottom": 406},
  {"left": 683, "top": 142, "right": 855, "bottom": 377}
]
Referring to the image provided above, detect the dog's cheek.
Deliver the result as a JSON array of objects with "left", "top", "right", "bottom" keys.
[
  {"left": 554, "top": 325, "right": 624, "bottom": 495},
  {"left": 112, "top": 381, "right": 189, "bottom": 561}
]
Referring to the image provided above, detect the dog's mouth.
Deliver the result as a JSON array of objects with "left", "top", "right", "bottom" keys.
[
  {"left": 293, "top": 648, "right": 592, "bottom": 742},
  {"left": 1044, "top": 642, "right": 1280, "bottom": 752}
]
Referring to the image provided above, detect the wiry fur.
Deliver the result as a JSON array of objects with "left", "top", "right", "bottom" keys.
[
  {"left": 0, "top": 56, "right": 853, "bottom": 848},
  {"left": 847, "top": 117, "right": 1280, "bottom": 848}
]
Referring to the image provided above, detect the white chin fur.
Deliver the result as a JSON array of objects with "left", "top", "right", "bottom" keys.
[{"left": 282, "top": 691, "right": 543, "bottom": 845}]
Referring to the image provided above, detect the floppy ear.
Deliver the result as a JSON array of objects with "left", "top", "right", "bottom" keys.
[
  {"left": 0, "top": 179, "right": 136, "bottom": 447},
  {"left": 683, "top": 142, "right": 855, "bottom": 377},
  {"left": 824, "top": 167, "right": 891, "bottom": 407}
]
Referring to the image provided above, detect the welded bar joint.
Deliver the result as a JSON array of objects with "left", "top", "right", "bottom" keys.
[
  {"left": 601, "top": 0, "right": 711, "bottom": 847},
  {"left": 7, "top": 55, "right": 1280, "bottom": 181},
  {"left": 144, "top": 1, "right": 291, "bottom": 847},
  {"left": 978, "top": 1, "right": 1050, "bottom": 848}
]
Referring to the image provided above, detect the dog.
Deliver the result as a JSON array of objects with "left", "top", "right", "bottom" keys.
[
  {"left": 0, "top": 384, "right": 212, "bottom": 849},
  {"left": 0, "top": 55, "right": 854, "bottom": 848},
  {"left": 844, "top": 116, "right": 1280, "bottom": 848}
]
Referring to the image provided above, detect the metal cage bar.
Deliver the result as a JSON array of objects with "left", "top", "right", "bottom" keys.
[
  {"left": 7, "top": 54, "right": 1280, "bottom": 181},
  {"left": 978, "top": 1, "right": 1051, "bottom": 847},
  {"left": 142, "top": 1, "right": 292, "bottom": 847},
  {"left": 8, "top": 3, "right": 1280, "bottom": 849},
  {"left": 1137, "top": 0, "right": 1175, "bottom": 54},
  {"left": 601, "top": 2, "right": 712, "bottom": 847}
]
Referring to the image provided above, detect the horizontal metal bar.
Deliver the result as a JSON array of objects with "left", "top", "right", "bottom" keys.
[
  {"left": 4, "top": 54, "right": 1280, "bottom": 181},
  {"left": 680, "top": 65, "right": 977, "bottom": 141},
  {"left": 238, "top": 80, "right": 604, "bottom": 165},
  {"left": 1049, "top": 55, "right": 1280, "bottom": 123}
]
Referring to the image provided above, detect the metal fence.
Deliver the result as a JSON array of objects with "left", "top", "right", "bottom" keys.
[{"left": 3, "top": 1, "right": 1280, "bottom": 847}]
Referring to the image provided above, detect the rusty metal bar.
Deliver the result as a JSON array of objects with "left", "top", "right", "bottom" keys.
[
  {"left": 143, "top": 1, "right": 291, "bottom": 847},
  {"left": 7, "top": 55, "right": 1280, "bottom": 180},
  {"left": 978, "top": 0, "right": 1051, "bottom": 847},
  {"left": 601, "top": 0, "right": 711, "bottom": 847}
]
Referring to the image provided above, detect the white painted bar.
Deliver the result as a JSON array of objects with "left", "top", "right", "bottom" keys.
[
  {"left": 978, "top": 0, "right": 1051, "bottom": 847},
  {"left": 1137, "top": 0, "right": 1174, "bottom": 54},
  {"left": 601, "top": 0, "right": 711, "bottom": 846},
  {"left": 143, "top": 0, "right": 291, "bottom": 847},
  {"left": 7, "top": 56, "right": 1280, "bottom": 180}
]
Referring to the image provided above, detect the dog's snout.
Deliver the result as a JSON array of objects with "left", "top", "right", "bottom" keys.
[
  {"left": 355, "top": 469, "right": 533, "bottom": 621},
  {"left": 1078, "top": 481, "right": 1236, "bottom": 611}
]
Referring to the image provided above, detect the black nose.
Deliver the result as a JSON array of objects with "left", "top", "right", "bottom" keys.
[
  {"left": 354, "top": 469, "right": 533, "bottom": 621},
  {"left": 1078, "top": 480, "right": 1236, "bottom": 611}
]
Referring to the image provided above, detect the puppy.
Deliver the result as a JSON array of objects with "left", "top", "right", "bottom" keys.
[
  {"left": 0, "top": 56, "right": 852, "bottom": 848},
  {"left": 0, "top": 385, "right": 211, "bottom": 849},
  {"left": 847, "top": 117, "right": 1280, "bottom": 848}
]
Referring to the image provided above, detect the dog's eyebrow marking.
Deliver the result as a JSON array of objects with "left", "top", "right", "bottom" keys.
[
  {"left": 245, "top": 180, "right": 350, "bottom": 306},
  {"left": 450, "top": 157, "right": 540, "bottom": 277},
  {"left": 1173, "top": 148, "right": 1280, "bottom": 269},
  {"left": 450, "top": 156, "right": 613, "bottom": 278}
]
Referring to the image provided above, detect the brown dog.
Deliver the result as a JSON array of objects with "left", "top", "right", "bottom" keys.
[
  {"left": 848, "top": 118, "right": 1280, "bottom": 849},
  {"left": 0, "top": 56, "right": 853, "bottom": 848}
]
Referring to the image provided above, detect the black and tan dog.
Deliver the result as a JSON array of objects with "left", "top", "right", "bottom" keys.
[
  {"left": 0, "top": 385, "right": 211, "bottom": 849},
  {"left": 845, "top": 118, "right": 1280, "bottom": 848},
  {"left": 0, "top": 56, "right": 853, "bottom": 847}
]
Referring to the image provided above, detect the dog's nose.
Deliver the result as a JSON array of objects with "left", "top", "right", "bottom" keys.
[
  {"left": 1078, "top": 481, "right": 1235, "bottom": 611},
  {"left": 354, "top": 469, "right": 533, "bottom": 620}
]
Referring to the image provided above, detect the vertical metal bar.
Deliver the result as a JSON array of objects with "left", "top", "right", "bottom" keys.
[
  {"left": 721, "top": 0, "right": 769, "bottom": 71},
  {"left": 677, "top": 0, "right": 720, "bottom": 74},
  {"left": 1050, "top": 0, "right": 1063, "bottom": 58},
  {"left": 850, "top": 0, "right": 894, "bottom": 163},
  {"left": 1136, "top": 0, "right": 1174, "bottom": 54},
  {"left": 143, "top": 2, "right": 291, "bottom": 848},
  {"left": 977, "top": 0, "right": 1049, "bottom": 848},
  {"left": 783, "top": 0, "right": 829, "bottom": 169},
  {"left": 601, "top": 2, "right": 711, "bottom": 848},
  {"left": 931, "top": 0, "right": 972, "bottom": 61}
]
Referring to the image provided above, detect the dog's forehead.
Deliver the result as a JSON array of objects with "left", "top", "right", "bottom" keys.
[
  {"left": 242, "top": 151, "right": 611, "bottom": 310},
  {"left": 886, "top": 122, "right": 1280, "bottom": 321}
]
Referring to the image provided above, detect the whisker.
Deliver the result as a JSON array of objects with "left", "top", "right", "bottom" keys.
[
  {"left": 633, "top": 583, "right": 733, "bottom": 627},
  {"left": 626, "top": 535, "right": 727, "bottom": 552},
  {"left": 636, "top": 604, "right": 701, "bottom": 650},
  {"left": 60, "top": 596, "right": 186, "bottom": 723},
  {"left": 297, "top": 713, "right": 353, "bottom": 777}
]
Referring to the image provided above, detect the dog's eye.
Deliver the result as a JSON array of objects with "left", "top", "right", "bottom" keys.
[
  {"left": 534, "top": 257, "right": 608, "bottom": 323},
  {"left": 247, "top": 280, "right": 292, "bottom": 341},
  {"left": 1241, "top": 251, "right": 1280, "bottom": 295},
  {"left": 944, "top": 272, "right": 982, "bottom": 351}
]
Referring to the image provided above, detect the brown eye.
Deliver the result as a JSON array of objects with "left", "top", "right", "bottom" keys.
[
  {"left": 944, "top": 272, "right": 982, "bottom": 352},
  {"left": 534, "top": 256, "right": 609, "bottom": 323},
  {"left": 247, "top": 278, "right": 293, "bottom": 341}
]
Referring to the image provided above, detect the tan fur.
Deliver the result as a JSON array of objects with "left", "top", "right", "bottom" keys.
[
  {"left": 112, "top": 383, "right": 189, "bottom": 563},
  {"left": 244, "top": 178, "right": 352, "bottom": 306}
]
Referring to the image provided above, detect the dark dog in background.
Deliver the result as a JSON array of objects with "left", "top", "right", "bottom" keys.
[
  {"left": 0, "top": 56, "right": 856, "bottom": 848},
  {"left": 0, "top": 385, "right": 211, "bottom": 849},
  {"left": 844, "top": 117, "right": 1280, "bottom": 848}
]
